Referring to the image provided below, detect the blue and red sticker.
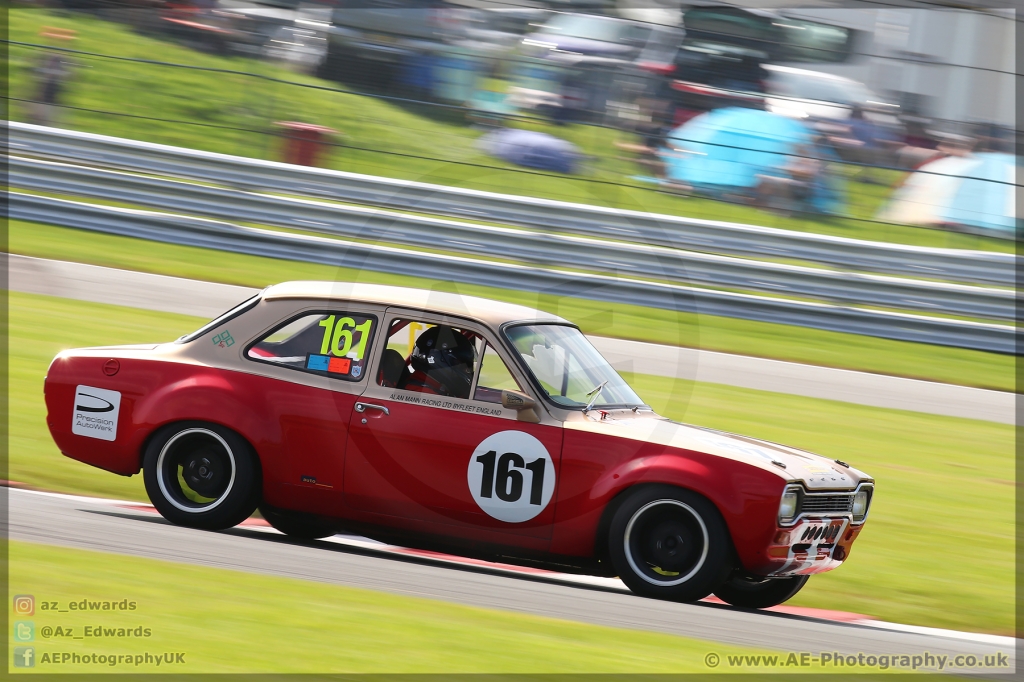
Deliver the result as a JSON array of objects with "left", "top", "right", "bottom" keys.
[{"left": 306, "top": 353, "right": 352, "bottom": 376}]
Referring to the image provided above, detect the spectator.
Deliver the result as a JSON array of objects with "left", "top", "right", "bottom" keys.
[
  {"left": 754, "top": 141, "right": 836, "bottom": 215},
  {"left": 30, "top": 28, "right": 77, "bottom": 127},
  {"left": 896, "top": 116, "right": 943, "bottom": 170},
  {"left": 615, "top": 95, "right": 673, "bottom": 179},
  {"left": 830, "top": 106, "right": 899, "bottom": 183}
]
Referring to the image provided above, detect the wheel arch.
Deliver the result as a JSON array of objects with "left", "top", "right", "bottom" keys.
[
  {"left": 593, "top": 481, "right": 735, "bottom": 565},
  {"left": 137, "top": 418, "right": 264, "bottom": 483},
  {"left": 585, "top": 450, "right": 783, "bottom": 569},
  {"left": 132, "top": 378, "right": 272, "bottom": 473}
]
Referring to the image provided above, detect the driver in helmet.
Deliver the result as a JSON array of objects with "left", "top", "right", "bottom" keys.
[{"left": 407, "top": 325, "right": 477, "bottom": 399}]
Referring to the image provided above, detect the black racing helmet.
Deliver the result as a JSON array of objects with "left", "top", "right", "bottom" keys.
[{"left": 410, "top": 325, "right": 477, "bottom": 399}]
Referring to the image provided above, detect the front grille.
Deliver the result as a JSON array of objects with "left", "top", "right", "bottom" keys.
[{"left": 800, "top": 493, "right": 854, "bottom": 515}]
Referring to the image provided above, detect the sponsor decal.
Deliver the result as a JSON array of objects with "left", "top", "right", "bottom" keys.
[
  {"left": 211, "top": 331, "right": 234, "bottom": 348},
  {"left": 386, "top": 392, "right": 503, "bottom": 417},
  {"left": 771, "top": 518, "right": 848, "bottom": 576},
  {"left": 72, "top": 386, "right": 121, "bottom": 441},
  {"left": 467, "top": 431, "right": 555, "bottom": 523}
]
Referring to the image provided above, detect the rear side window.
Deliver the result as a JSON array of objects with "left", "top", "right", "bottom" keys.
[
  {"left": 176, "top": 295, "right": 261, "bottom": 344},
  {"left": 247, "top": 312, "right": 376, "bottom": 382}
]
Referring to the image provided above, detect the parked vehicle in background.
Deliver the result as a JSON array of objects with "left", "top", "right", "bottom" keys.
[
  {"left": 434, "top": 1, "right": 548, "bottom": 105},
  {"left": 509, "top": 12, "right": 681, "bottom": 123},
  {"left": 217, "top": 0, "right": 331, "bottom": 73},
  {"left": 763, "top": 65, "right": 896, "bottom": 122},
  {"left": 665, "top": 4, "right": 865, "bottom": 125},
  {"left": 318, "top": 0, "right": 463, "bottom": 91},
  {"left": 450, "top": 2, "right": 548, "bottom": 76}
]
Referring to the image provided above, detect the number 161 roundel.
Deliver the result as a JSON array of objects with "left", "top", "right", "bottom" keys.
[
  {"left": 468, "top": 430, "right": 555, "bottom": 523},
  {"left": 44, "top": 281, "right": 873, "bottom": 610}
]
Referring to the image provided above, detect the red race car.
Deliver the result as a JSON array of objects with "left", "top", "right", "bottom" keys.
[{"left": 45, "top": 282, "right": 873, "bottom": 608}]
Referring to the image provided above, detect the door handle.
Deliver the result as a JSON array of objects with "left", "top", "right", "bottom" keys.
[{"left": 355, "top": 402, "right": 389, "bottom": 416}]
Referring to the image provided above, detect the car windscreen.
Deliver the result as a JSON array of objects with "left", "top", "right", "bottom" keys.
[
  {"left": 772, "top": 71, "right": 871, "bottom": 105},
  {"left": 774, "top": 18, "right": 855, "bottom": 64},
  {"left": 541, "top": 14, "right": 630, "bottom": 43},
  {"left": 504, "top": 324, "right": 643, "bottom": 409},
  {"left": 176, "top": 294, "right": 261, "bottom": 344}
]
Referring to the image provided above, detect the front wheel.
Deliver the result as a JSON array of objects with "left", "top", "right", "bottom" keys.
[
  {"left": 714, "top": 574, "right": 809, "bottom": 609},
  {"left": 143, "top": 422, "right": 261, "bottom": 531},
  {"left": 607, "top": 485, "right": 734, "bottom": 602},
  {"left": 259, "top": 504, "right": 337, "bottom": 540}
]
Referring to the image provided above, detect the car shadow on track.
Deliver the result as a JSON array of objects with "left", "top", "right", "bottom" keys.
[{"left": 82, "top": 507, "right": 857, "bottom": 630}]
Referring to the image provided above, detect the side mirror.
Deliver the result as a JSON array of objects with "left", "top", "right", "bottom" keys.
[{"left": 501, "top": 390, "right": 540, "bottom": 423}]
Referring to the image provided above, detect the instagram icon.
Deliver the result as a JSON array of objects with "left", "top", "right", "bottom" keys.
[{"left": 12, "top": 595, "right": 34, "bottom": 616}]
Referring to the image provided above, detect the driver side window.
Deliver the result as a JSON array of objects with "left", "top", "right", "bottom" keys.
[
  {"left": 376, "top": 320, "right": 481, "bottom": 400},
  {"left": 375, "top": 320, "right": 522, "bottom": 405},
  {"left": 473, "top": 343, "right": 523, "bottom": 404}
]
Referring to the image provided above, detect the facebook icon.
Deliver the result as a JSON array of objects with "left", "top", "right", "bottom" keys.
[{"left": 14, "top": 647, "right": 34, "bottom": 668}]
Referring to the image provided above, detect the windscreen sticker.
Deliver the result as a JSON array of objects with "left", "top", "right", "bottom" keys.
[
  {"left": 467, "top": 431, "right": 554, "bottom": 523},
  {"left": 306, "top": 354, "right": 352, "bottom": 375},
  {"left": 72, "top": 385, "right": 121, "bottom": 441}
]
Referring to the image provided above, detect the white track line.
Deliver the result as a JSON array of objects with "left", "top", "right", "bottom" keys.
[{"left": 10, "top": 487, "right": 1015, "bottom": 647}]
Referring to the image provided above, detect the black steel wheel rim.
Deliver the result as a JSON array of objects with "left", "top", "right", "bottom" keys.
[
  {"left": 624, "top": 500, "right": 709, "bottom": 586},
  {"left": 156, "top": 429, "right": 236, "bottom": 513}
]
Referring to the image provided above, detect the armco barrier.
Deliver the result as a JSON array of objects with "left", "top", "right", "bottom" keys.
[
  {"left": 10, "top": 192, "right": 1016, "bottom": 354},
  {"left": 9, "top": 156, "right": 1014, "bottom": 321},
  {"left": 7, "top": 121, "right": 1015, "bottom": 286}
]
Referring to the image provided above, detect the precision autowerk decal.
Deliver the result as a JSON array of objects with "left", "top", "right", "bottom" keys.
[{"left": 72, "top": 385, "right": 121, "bottom": 441}]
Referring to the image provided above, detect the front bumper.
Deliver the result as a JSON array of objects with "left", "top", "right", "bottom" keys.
[{"left": 764, "top": 517, "right": 864, "bottom": 577}]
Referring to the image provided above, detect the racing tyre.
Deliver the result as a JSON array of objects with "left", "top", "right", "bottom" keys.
[
  {"left": 608, "top": 485, "right": 733, "bottom": 602},
  {"left": 259, "top": 504, "right": 337, "bottom": 540},
  {"left": 714, "top": 574, "right": 809, "bottom": 609},
  {"left": 143, "top": 422, "right": 262, "bottom": 531}
]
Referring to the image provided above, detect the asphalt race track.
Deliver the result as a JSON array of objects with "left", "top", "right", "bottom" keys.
[
  {"left": 9, "top": 489, "right": 1015, "bottom": 674},
  {"left": 10, "top": 254, "right": 1015, "bottom": 423}
]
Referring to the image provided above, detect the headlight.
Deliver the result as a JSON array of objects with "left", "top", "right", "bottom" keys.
[
  {"left": 778, "top": 486, "right": 801, "bottom": 525},
  {"left": 851, "top": 484, "right": 873, "bottom": 524}
]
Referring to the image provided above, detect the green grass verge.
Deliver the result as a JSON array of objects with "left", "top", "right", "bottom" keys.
[
  {"left": 9, "top": 541, "right": 776, "bottom": 673},
  {"left": 9, "top": 292, "right": 1013, "bottom": 634},
  {"left": 8, "top": 7, "right": 1013, "bottom": 253},
  {"left": 10, "top": 220, "right": 1014, "bottom": 391},
  {"left": 628, "top": 374, "right": 1013, "bottom": 636},
  {"left": 9, "top": 292, "right": 201, "bottom": 500}
]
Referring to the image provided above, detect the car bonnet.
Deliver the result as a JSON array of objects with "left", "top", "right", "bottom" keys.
[{"left": 565, "top": 416, "right": 870, "bottom": 490}]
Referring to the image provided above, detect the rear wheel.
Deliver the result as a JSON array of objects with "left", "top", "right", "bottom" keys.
[
  {"left": 143, "top": 422, "right": 261, "bottom": 531},
  {"left": 608, "top": 485, "right": 733, "bottom": 602},
  {"left": 259, "top": 504, "right": 337, "bottom": 540},
  {"left": 714, "top": 574, "right": 809, "bottom": 609}
]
